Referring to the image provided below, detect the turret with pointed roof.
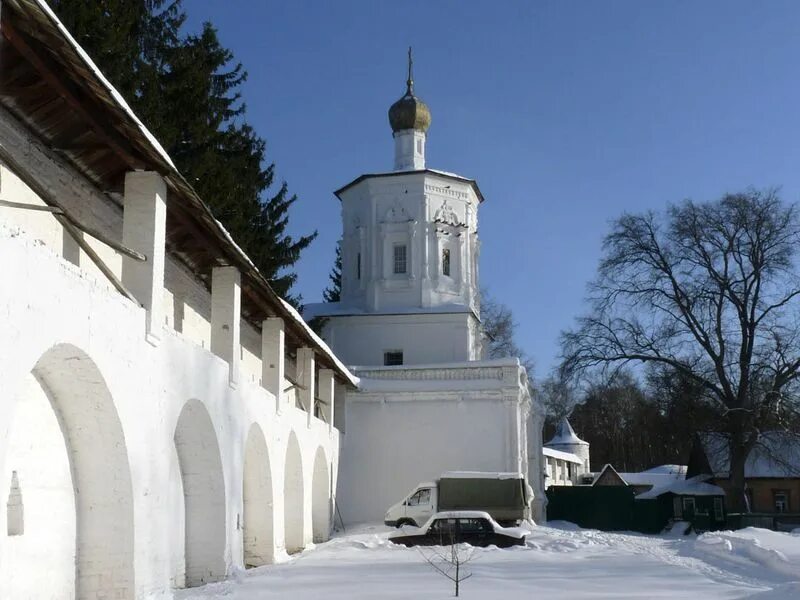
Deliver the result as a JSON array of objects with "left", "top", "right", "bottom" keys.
[{"left": 545, "top": 418, "right": 591, "bottom": 472}]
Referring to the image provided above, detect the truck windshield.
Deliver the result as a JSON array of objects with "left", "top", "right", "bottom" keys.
[{"left": 406, "top": 488, "right": 431, "bottom": 506}]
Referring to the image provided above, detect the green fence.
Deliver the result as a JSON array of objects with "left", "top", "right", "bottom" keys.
[
  {"left": 546, "top": 486, "right": 636, "bottom": 531},
  {"left": 727, "top": 513, "right": 800, "bottom": 532}
]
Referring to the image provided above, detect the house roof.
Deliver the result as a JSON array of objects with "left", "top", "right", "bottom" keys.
[
  {"left": 636, "top": 475, "right": 725, "bottom": 500},
  {"left": 545, "top": 418, "right": 589, "bottom": 447},
  {"left": 333, "top": 169, "right": 485, "bottom": 204},
  {"left": 699, "top": 432, "right": 800, "bottom": 479},
  {"left": 0, "top": 0, "right": 357, "bottom": 386},
  {"left": 592, "top": 464, "right": 627, "bottom": 486},
  {"left": 616, "top": 467, "right": 686, "bottom": 489}
]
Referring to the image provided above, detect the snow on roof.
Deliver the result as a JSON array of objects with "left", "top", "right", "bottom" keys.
[
  {"left": 701, "top": 432, "right": 800, "bottom": 478},
  {"left": 35, "top": 0, "right": 175, "bottom": 170},
  {"left": 31, "top": 0, "right": 358, "bottom": 387},
  {"left": 636, "top": 475, "right": 725, "bottom": 500},
  {"left": 618, "top": 466, "right": 686, "bottom": 488},
  {"left": 543, "top": 447, "right": 584, "bottom": 464},
  {"left": 440, "top": 471, "right": 523, "bottom": 480},
  {"left": 279, "top": 300, "right": 359, "bottom": 387},
  {"left": 545, "top": 418, "right": 588, "bottom": 447},
  {"left": 642, "top": 465, "right": 688, "bottom": 476},
  {"left": 334, "top": 169, "right": 485, "bottom": 203}
]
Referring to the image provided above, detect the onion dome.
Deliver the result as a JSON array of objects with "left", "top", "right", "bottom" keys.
[{"left": 388, "top": 47, "right": 431, "bottom": 133}]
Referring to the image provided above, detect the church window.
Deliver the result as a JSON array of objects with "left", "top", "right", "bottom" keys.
[
  {"left": 442, "top": 248, "right": 451, "bottom": 277},
  {"left": 393, "top": 244, "right": 407, "bottom": 274},
  {"left": 384, "top": 350, "right": 403, "bottom": 366},
  {"left": 416, "top": 139, "right": 422, "bottom": 154},
  {"left": 357, "top": 252, "right": 361, "bottom": 280}
]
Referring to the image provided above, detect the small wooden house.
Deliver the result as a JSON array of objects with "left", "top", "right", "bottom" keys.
[
  {"left": 634, "top": 475, "right": 727, "bottom": 533},
  {"left": 687, "top": 432, "right": 800, "bottom": 516}
]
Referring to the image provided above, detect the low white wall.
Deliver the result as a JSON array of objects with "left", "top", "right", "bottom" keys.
[
  {"left": 336, "top": 362, "right": 537, "bottom": 525},
  {"left": 0, "top": 223, "right": 338, "bottom": 599}
]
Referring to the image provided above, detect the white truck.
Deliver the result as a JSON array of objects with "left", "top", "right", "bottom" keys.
[{"left": 383, "top": 471, "right": 531, "bottom": 528}]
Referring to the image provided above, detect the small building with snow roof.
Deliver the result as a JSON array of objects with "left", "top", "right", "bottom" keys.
[
  {"left": 543, "top": 418, "right": 590, "bottom": 487},
  {"left": 688, "top": 432, "right": 800, "bottom": 517}
]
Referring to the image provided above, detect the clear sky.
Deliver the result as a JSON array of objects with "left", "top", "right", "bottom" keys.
[{"left": 185, "top": 1, "right": 800, "bottom": 377}]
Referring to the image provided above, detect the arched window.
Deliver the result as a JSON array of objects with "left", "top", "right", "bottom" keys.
[{"left": 442, "top": 248, "right": 451, "bottom": 277}]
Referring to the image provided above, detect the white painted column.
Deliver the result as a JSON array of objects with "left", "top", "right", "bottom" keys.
[
  {"left": 122, "top": 171, "right": 166, "bottom": 343},
  {"left": 318, "top": 369, "right": 334, "bottom": 432},
  {"left": 261, "top": 317, "right": 285, "bottom": 413},
  {"left": 296, "top": 347, "right": 315, "bottom": 426},
  {"left": 211, "top": 265, "right": 241, "bottom": 387}
]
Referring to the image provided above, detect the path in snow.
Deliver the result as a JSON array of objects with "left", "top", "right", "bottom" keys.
[{"left": 175, "top": 523, "right": 800, "bottom": 600}]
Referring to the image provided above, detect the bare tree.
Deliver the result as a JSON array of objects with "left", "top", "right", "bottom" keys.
[
  {"left": 536, "top": 375, "right": 576, "bottom": 431},
  {"left": 561, "top": 189, "right": 800, "bottom": 511},
  {"left": 481, "top": 288, "right": 534, "bottom": 375},
  {"left": 417, "top": 532, "right": 476, "bottom": 597}
]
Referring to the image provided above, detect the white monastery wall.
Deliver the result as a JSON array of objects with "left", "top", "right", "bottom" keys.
[
  {"left": 0, "top": 103, "right": 342, "bottom": 598},
  {"left": 0, "top": 222, "right": 339, "bottom": 598},
  {"left": 0, "top": 107, "right": 273, "bottom": 390}
]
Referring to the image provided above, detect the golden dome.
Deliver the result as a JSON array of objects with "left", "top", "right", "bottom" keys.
[{"left": 388, "top": 48, "right": 431, "bottom": 133}]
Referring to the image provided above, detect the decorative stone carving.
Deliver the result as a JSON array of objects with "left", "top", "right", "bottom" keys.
[
  {"left": 433, "top": 199, "right": 463, "bottom": 227},
  {"left": 354, "top": 365, "right": 507, "bottom": 382},
  {"left": 382, "top": 201, "right": 412, "bottom": 223}
]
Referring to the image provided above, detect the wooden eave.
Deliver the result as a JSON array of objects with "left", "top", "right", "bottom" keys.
[{"left": 0, "top": 0, "right": 356, "bottom": 386}]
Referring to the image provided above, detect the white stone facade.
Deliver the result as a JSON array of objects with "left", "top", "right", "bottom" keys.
[
  {"left": 0, "top": 101, "right": 346, "bottom": 598},
  {"left": 336, "top": 359, "right": 546, "bottom": 525},
  {"left": 306, "top": 168, "right": 485, "bottom": 366}
]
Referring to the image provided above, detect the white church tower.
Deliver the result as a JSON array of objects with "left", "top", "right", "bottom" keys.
[
  {"left": 307, "top": 49, "right": 484, "bottom": 366},
  {"left": 308, "top": 51, "right": 545, "bottom": 525}
]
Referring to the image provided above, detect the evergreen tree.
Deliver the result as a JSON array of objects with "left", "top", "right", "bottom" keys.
[
  {"left": 51, "top": 1, "right": 315, "bottom": 303},
  {"left": 322, "top": 241, "right": 342, "bottom": 302}
]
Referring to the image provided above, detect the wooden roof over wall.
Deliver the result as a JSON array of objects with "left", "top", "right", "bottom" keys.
[{"left": 0, "top": 0, "right": 356, "bottom": 386}]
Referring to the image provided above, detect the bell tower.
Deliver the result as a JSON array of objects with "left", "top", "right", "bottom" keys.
[{"left": 307, "top": 51, "right": 486, "bottom": 366}]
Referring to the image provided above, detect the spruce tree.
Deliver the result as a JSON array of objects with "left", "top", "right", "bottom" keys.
[
  {"left": 51, "top": 1, "right": 316, "bottom": 304},
  {"left": 322, "top": 241, "right": 342, "bottom": 302}
]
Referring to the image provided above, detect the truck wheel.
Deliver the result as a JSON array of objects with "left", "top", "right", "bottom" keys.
[{"left": 396, "top": 518, "right": 416, "bottom": 528}]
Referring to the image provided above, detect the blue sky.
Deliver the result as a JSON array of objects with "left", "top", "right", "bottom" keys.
[{"left": 185, "top": 1, "right": 800, "bottom": 376}]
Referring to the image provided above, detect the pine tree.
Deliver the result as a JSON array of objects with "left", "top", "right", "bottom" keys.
[
  {"left": 322, "top": 240, "right": 342, "bottom": 302},
  {"left": 51, "top": 1, "right": 316, "bottom": 304}
]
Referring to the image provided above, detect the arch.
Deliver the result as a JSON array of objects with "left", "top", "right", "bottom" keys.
[
  {"left": 2, "top": 344, "right": 134, "bottom": 599},
  {"left": 243, "top": 423, "right": 274, "bottom": 567},
  {"left": 174, "top": 400, "right": 226, "bottom": 587},
  {"left": 311, "top": 447, "right": 331, "bottom": 543},
  {"left": 283, "top": 431, "right": 304, "bottom": 553}
]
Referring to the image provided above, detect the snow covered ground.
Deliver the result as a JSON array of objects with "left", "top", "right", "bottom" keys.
[{"left": 176, "top": 523, "right": 800, "bottom": 599}]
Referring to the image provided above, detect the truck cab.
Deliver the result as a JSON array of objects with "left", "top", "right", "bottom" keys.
[{"left": 384, "top": 482, "right": 438, "bottom": 527}]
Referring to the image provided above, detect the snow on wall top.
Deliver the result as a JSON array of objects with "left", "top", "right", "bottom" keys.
[
  {"left": 545, "top": 417, "right": 589, "bottom": 447},
  {"left": 440, "top": 471, "right": 523, "bottom": 480},
  {"left": 543, "top": 447, "right": 583, "bottom": 464}
]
